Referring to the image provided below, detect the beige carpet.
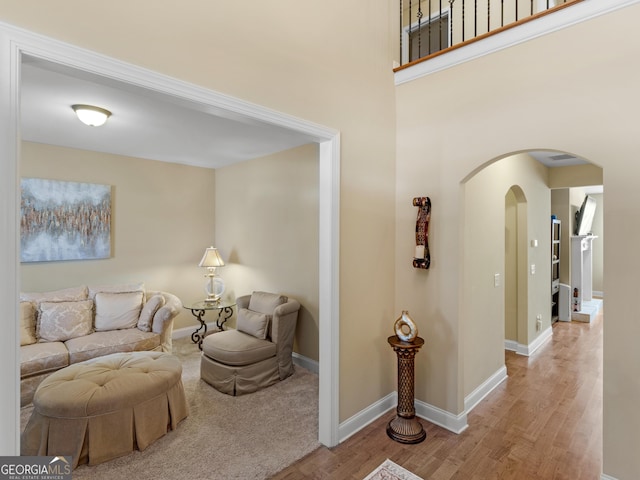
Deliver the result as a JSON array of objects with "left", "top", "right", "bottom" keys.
[
  {"left": 363, "top": 459, "right": 424, "bottom": 480},
  {"left": 21, "top": 337, "right": 320, "bottom": 479}
]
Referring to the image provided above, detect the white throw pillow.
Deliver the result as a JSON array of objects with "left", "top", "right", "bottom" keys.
[
  {"left": 38, "top": 300, "right": 93, "bottom": 342},
  {"left": 88, "top": 282, "right": 145, "bottom": 300},
  {"left": 137, "top": 294, "right": 165, "bottom": 332},
  {"left": 20, "top": 301, "right": 37, "bottom": 346},
  {"left": 95, "top": 291, "right": 144, "bottom": 331},
  {"left": 236, "top": 308, "right": 271, "bottom": 340}
]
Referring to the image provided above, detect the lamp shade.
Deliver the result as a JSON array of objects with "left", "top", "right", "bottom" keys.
[
  {"left": 198, "top": 247, "right": 225, "bottom": 268},
  {"left": 72, "top": 104, "right": 111, "bottom": 127}
]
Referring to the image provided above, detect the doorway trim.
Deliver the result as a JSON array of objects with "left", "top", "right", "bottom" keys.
[{"left": 0, "top": 21, "right": 341, "bottom": 451}]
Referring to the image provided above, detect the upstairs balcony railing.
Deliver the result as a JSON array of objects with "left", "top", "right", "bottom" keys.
[{"left": 396, "top": 0, "right": 582, "bottom": 69}]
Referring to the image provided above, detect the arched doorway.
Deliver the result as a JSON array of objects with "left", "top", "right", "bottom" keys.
[
  {"left": 504, "top": 185, "right": 528, "bottom": 352},
  {"left": 461, "top": 149, "right": 602, "bottom": 412}
]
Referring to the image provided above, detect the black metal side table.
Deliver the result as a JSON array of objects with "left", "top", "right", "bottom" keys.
[{"left": 183, "top": 301, "right": 236, "bottom": 350}]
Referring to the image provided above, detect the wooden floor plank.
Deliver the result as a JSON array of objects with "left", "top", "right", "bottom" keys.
[{"left": 271, "top": 310, "right": 603, "bottom": 479}]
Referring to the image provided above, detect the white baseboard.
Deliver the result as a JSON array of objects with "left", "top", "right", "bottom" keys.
[
  {"left": 464, "top": 365, "right": 508, "bottom": 413},
  {"left": 338, "top": 392, "right": 397, "bottom": 442},
  {"left": 601, "top": 474, "right": 618, "bottom": 480},
  {"left": 524, "top": 325, "right": 553, "bottom": 356},
  {"left": 503, "top": 325, "right": 553, "bottom": 356},
  {"left": 415, "top": 399, "right": 468, "bottom": 434},
  {"left": 504, "top": 339, "right": 518, "bottom": 352},
  {"left": 593, "top": 291, "right": 604, "bottom": 299},
  {"left": 338, "top": 391, "right": 469, "bottom": 443},
  {"left": 293, "top": 352, "right": 319, "bottom": 374}
]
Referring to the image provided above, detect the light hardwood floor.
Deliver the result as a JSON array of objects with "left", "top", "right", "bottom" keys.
[{"left": 272, "top": 310, "right": 603, "bottom": 479}]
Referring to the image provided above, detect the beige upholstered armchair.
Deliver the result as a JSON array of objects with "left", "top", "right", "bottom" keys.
[{"left": 200, "top": 291, "right": 300, "bottom": 395}]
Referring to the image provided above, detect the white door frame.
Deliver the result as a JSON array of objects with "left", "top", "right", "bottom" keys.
[{"left": 0, "top": 21, "right": 341, "bottom": 451}]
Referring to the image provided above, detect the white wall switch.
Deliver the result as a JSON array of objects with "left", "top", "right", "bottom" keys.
[
  {"left": 494, "top": 273, "right": 500, "bottom": 287},
  {"left": 530, "top": 264, "right": 536, "bottom": 275}
]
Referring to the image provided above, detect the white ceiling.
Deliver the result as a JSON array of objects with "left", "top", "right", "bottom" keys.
[{"left": 20, "top": 56, "right": 315, "bottom": 169}]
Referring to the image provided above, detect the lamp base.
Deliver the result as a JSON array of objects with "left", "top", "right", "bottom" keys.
[
  {"left": 203, "top": 295, "right": 221, "bottom": 306},
  {"left": 204, "top": 274, "right": 225, "bottom": 304}
]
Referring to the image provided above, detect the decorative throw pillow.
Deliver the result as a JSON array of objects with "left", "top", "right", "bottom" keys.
[
  {"left": 137, "top": 294, "right": 165, "bottom": 332},
  {"left": 95, "top": 291, "right": 144, "bottom": 331},
  {"left": 248, "top": 291, "right": 287, "bottom": 315},
  {"left": 20, "top": 301, "right": 37, "bottom": 346},
  {"left": 89, "top": 282, "right": 145, "bottom": 301},
  {"left": 236, "top": 308, "right": 271, "bottom": 340},
  {"left": 20, "top": 285, "right": 88, "bottom": 304},
  {"left": 38, "top": 300, "right": 93, "bottom": 342}
]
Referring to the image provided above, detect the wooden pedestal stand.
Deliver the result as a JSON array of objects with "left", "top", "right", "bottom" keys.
[{"left": 387, "top": 335, "right": 426, "bottom": 444}]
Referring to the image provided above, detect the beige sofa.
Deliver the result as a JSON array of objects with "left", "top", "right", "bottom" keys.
[{"left": 20, "top": 283, "right": 181, "bottom": 406}]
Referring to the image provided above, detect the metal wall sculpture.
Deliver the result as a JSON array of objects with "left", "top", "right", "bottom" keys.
[{"left": 412, "top": 196, "right": 431, "bottom": 269}]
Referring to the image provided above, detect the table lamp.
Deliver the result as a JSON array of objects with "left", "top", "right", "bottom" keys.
[{"left": 198, "top": 246, "right": 225, "bottom": 304}]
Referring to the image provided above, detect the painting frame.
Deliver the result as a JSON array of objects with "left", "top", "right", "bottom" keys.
[{"left": 20, "top": 178, "right": 112, "bottom": 263}]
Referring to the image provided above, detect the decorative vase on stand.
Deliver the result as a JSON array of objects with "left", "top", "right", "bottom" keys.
[{"left": 387, "top": 310, "right": 426, "bottom": 444}]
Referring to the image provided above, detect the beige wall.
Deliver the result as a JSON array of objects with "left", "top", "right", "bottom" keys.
[
  {"left": 3, "top": 2, "right": 637, "bottom": 477},
  {"left": 396, "top": 4, "right": 640, "bottom": 477},
  {"left": 0, "top": 0, "right": 398, "bottom": 425},
  {"left": 461, "top": 153, "right": 550, "bottom": 397},
  {"left": 20, "top": 142, "right": 215, "bottom": 331},
  {"left": 214, "top": 144, "right": 319, "bottom": 361}
]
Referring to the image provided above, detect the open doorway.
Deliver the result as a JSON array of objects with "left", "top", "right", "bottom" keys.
[
  {"left": 504, "top": 186, "right": 528, "bottom": 352},
  {"left": 0, "top": 25, "right": 341, "bottom": 452},
  {"left": 462, "top": 150, "right": 603, "bottom": 412}
]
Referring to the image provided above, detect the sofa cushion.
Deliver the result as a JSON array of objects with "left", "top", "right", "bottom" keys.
[
  {"left": 88, "top": 282, "right": 145, "bottom": 301},
  {"left": 248, "top": 291, "right": 287, "bottom": 315},
  {"left": 65, "top": 329, "right": 161, "bottom": 364},
  {"left": 137, "top": 294, "right": 165, "bottom": 332},
  {"left": 202, "top": 330, "right": 276, "bottom": 366},
  {"left": 20, "top": 301, "right": 37, "bottom": 346},
  {"left": 20, "top": 342, "right": 69, "bottom": 378},
  {"left": 236, "top": 308, "right": 271, "bottom": 340},
  {"left": 95, "top": 291, "right": 144, "bottom": 331},
  {"left": 38, "top": 300, "right": 94, "bottom": 342},
  {"left": 21, "top": 285, "right": 88, "bottom": 304}
]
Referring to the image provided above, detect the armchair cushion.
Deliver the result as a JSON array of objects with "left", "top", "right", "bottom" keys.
[
  {"left": 38, "top": 300, "right": 93, "bottom": 342},
  {"left": 94, "top": 291, "right": 144, "bottom": 331},
  {"left": 202, "top": 330, "right": 276, "bottom": 367},
  {"left": 248, "top": 291, "right": 287, "bottom": 315},
  {"left": 236, "top": 308, "right": 270, "bottom": 340}
]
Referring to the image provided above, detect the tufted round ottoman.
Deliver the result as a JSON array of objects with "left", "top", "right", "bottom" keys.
[{"left": 21, "top": 351, "right": 189, "bottom": 469}]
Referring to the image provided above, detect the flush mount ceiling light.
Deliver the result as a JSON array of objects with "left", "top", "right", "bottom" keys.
[{"left": 71, "top": 104, "right": 112, "bottom": 127}]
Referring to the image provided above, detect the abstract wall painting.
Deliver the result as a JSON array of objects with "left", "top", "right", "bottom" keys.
[{"left": 20, "top": 178, "right": 112, "bottom": 263}]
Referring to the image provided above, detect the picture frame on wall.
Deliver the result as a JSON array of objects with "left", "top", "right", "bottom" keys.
[{"left": 20, "top": 178, "right": 112, "bottom": 263}]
